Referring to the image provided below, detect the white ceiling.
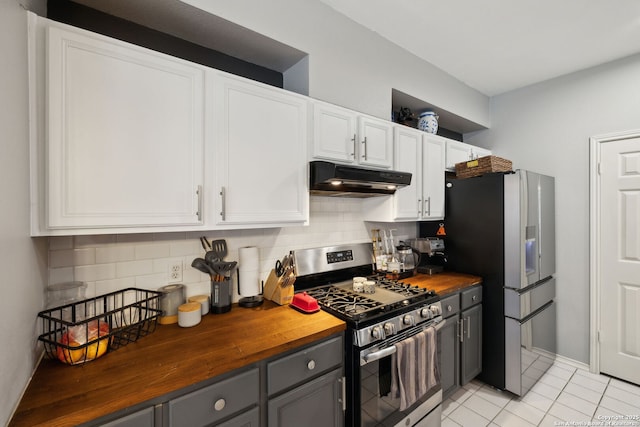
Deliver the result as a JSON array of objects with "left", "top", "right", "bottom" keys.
[{"left": 319, "top": 0, "right": 640, "bottom": 96}]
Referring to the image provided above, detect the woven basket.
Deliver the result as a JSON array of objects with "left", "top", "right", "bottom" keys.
[{"left": 455, "top": 155, "right": 512, "bottom": 179}]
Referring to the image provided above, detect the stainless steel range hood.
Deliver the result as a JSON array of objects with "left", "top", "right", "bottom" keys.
[{"left": 309, "top": 161, "right": 412, "bottom": 197}]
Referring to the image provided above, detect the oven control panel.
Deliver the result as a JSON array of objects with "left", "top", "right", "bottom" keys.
[
  {"left": 354, "top": 301, "right": 443, "bottom": 348},
  {"left": 326, "top": 250, "right": 353, "bottom": 264}
]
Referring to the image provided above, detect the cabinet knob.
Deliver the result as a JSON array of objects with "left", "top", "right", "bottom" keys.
[
  {"left": 447, "top": 305, "right": 452, "bottom": 312},
  {"left": 472, "top": 295, "right": 477, "bottom": 301},
  {"left": 307, "top": 359, "right": 316, "bottom": 370},
  {"left": 214, "top": 398, "right": 226, "bottom": 411}
]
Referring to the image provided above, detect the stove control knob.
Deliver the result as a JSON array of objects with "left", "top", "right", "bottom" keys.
[
  {"left": 430, "top": 305, "right": 442, "bottom": 316},
  {"left": 383, "top": 322, "right": 396, "bottom": 335},
  {"left": 420, "top": 308, "right": 433, "bottom": 319},
  {"left": 371, "top": 325, "right": 386, "bottom": 340},
  {"left": 403, "top": 314, "right": 415, "bottom": 326}
]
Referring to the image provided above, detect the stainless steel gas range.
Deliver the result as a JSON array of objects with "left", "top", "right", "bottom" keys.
[{"left": 293, "top": 243, "right": 444, "bottom": 427}]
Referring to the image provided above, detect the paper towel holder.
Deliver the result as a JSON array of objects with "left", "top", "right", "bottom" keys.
[{"left": 237, "top": 270, "right": 264, "bottom": 308}]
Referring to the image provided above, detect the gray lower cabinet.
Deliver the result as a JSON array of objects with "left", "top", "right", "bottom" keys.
[
  {"left": 439, "top": 285, "right": 482, "bottom": 400},
  {"left": 267, "top": 368, "right": 343, "bottom": 427},
  {"left": 98, "top": 407, "right": 155, "bottom": 427},
  {"left": 167, "top": 368, "right": 260, "bottom": 427},
  {"left": 267, "top": 335, "right": 344, "bottom": 427}
]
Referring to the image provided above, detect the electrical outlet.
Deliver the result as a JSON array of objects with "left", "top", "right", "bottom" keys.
[{"left": 168, "top": 260, "right": 183, "bottom": 283}]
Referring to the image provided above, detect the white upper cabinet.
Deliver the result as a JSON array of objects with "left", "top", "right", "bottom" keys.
[
  {"left": 390, "top": 127, "right": 423, "bottom": 220},
  {"left": 362, "top": 126, "right": 445, "bottom": 222},
  {"left": 445, "top": 139, "right": 492, "bottom": 171},
  {"left": 421, "top": 134, "right": 446, "bottom": 219},
  {"left": 37, "top": 20, "right": 205, "bottom": 233},
  {"left": 311, "top": 102, "right": 393, "bottom": 169},
  {"left": 211, "top": 72, "right": 308, "bottom": 226},
  {"left": 312, "top": 102, "right": 358, "bottom": 163}
]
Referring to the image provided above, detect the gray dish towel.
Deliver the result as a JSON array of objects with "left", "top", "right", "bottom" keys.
[{"left": 390, "top": 326, "right": 438, "bottom": 411}]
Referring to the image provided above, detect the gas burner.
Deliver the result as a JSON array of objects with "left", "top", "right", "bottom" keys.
[{"left": 374, "top": 278, "right": 435, "bottom": 297}]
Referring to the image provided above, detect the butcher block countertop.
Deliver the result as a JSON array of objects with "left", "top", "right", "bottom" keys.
[
  {"left": 10, "top": 301, "right": 345, "bottom": 427},
  {"left": 10, "top": 272, "right": 481, "bottom": 427},
  {"left": 405, "top": 271, "right": 482, "bottom": 295}
]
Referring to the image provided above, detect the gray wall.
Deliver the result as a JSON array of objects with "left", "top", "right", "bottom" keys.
[
  {"left": 181, "top": 0, "right": 491, "bottom": 128},
  {"left": 466, "top": 52, "right": 640, "bottom": 363},
  {"left": 0, "top": 1, "right": 48, "bottom": 425}
]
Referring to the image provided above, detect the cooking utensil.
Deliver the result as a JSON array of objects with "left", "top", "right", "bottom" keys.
[
  {"left": 191, "top": 258, "right": 215, "bottom": 277},
  {"left": 211, "top": 239, "right": 228, "bottom": 260},
  {"left": 212, "top": 261, "right": 237, "bottom": 277},
  {"left": 275, "top": 260, "right": 284, "bottom": 277},
  {"left": 199, "top": 236, "right": 212, "bottom": 252}
]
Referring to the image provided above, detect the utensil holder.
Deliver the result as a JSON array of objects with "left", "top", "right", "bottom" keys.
[{"left": 211, "top": 276, "right": 233, "bottom": 314}]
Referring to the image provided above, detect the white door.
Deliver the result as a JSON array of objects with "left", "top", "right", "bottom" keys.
[{"left": 599, "top": 135, "right": 640, "bottom": 385}]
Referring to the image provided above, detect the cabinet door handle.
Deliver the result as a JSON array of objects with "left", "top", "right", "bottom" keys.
[
  {"left": 424, "top": 197, "right": 431, "bottom": 216},
  {"left": 307, "top": 359, "right": 316, "bottom": 370},
  {"left": 219, "top": 187, "right": 226, "bottom": 221},
  {"left": 458, "top": 319, "right": 464, "bottom": 343},
  {"left": 213, "top": 398, "right": 226, "bottom": 411},
  {"left": 362, "top": 136, "right": 367, "bottom": 160},
  {"left": 418, "top": 199, "right": 422, "bottom": 216},
  {"left": 196, "top": 185, "right": 202, "bottom": 221},
  {"left": 351, "top": 134, "right": 356, "bottom": 157}
]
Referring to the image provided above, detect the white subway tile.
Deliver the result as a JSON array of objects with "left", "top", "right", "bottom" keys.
[
  {"left": 75, "top": 263, "right": 116, "bottom": 282},
  {"left": 95, "top": 245, "right": 135, "bottom": 264},
  {"left": 116, "top": 233, "right": 154, "bottom": 244},
  {"left": 94, "top": 277, "right": 136, "bottom": 295},
  {"left": 135, "top": 273, "right": 168, "bottom": 290},
  {"left": 135, "top": 243, "right": 171, "bottom": 260},
  {"left": 50, "top": 248, "right": 96, "bottom": 268},
  {"left": 170, "top": 240, "right": 201, "bottom": 257},
  {"left": 116, "top": 260, "right": 153, "bottom": 278},
  {"left": 48, "top": 267, "right": 74, "bottom": 286},
  {"left": 74, "top": 235, "right": 116, "bottom": 248},
  {"left": 49, "top": 236, "right": 73, "bottom": 250}
]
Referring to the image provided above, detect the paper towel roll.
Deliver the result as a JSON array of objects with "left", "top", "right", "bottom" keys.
[{"left": 238, "top": 246, "right": 260, "bottom": 296}]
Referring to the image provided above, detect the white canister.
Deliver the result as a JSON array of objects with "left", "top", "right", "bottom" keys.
[
  {"left": 188, "top": 294, "right": 210, "bottom": 315},
  {"left": 418, "top": 111, "right": 439, "bottom": 134},
  {"left": 363, "top": 280, "right": 376, "bottom": 294},
  {"left": 178, "top": 302, "right": 202, "bottom": 327}
]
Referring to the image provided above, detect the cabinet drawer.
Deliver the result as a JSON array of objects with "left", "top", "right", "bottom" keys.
[
  {"left": 267, "top": 336, "right": 343, "bottom": 396},
  {"left": 168, "top": 368, "right": 259, "bottom": 427},
  {"left": 461, "top": 286, "right": 482, "bottom": 310},
  {"left": 99, "top": 407, "right": 154, "bottom": 427},
  {"left": 440, "top": 294, "right": 460, "bottom": 318}
]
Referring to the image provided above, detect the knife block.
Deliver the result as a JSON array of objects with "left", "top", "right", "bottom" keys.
[{"left": 263, "top": 269, "right": 295, "bottom": 305}]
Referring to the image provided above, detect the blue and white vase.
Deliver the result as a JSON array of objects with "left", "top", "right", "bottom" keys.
[{"left": 418, "top": 111, "right": 439, "bottom": 134}]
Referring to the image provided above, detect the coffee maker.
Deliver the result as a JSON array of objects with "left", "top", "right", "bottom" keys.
[
  {"left": 407, "top": 237, "right": 448, "bottom": 274},
  {"left": 396, "top": 242, "right": 421, "bottom": 275}
]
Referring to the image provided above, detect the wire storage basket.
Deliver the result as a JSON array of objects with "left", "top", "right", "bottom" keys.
[{"left": 38, "top": 288, "right": 163, "bottom": 365}]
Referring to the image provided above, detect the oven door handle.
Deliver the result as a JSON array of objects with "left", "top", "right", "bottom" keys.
[
  {"left": 361, "top": 319, "right": 447, "bottom": 365},
  {"left": 362, "top": 346, "right": 397, "bottom": 365}
]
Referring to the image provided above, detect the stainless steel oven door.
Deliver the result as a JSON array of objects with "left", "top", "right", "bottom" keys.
[
  {"left": 505, "top": 301, "right": 556, "bottom": 396},
  {"left": 359, "top": 322, "right": 444, "bottom": 427}
]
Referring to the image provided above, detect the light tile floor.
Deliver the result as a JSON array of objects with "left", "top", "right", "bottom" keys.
[{"left": 442, "top": 360, "right": 640, "bottom": 427}]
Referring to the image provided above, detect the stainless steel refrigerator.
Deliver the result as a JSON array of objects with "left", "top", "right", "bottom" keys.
[{"left": 422, "top": 170, "right": 556, "bottom": 396}]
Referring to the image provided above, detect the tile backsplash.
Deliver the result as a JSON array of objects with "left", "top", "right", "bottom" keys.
[{"left": 47, "top": 197, "right": 417, "bottom": 303}]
